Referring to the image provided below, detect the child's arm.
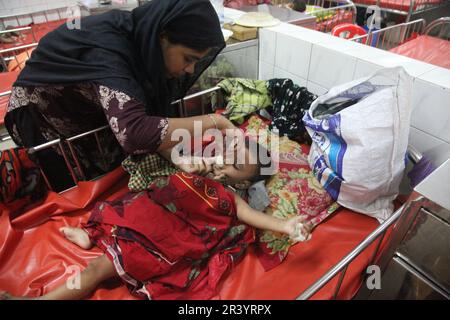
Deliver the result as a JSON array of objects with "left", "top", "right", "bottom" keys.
[
  {"left": 234, "top": 193, "right": 312, "bottom": 241},
  {"left": 234, "top": 193, "right": 286, "bottom": 234}
]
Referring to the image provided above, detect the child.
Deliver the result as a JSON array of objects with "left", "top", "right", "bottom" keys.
[{"left": 1, "top": 140, "right": 312, "bottom": 300}]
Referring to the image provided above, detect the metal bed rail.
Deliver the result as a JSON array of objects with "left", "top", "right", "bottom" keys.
[
  {"left": 351, "top": 0, "right": 449, "bottom": 22},
  {"left": 297, "top": 203, "right": 405, "bottom": 299},
  {"left": 297, "top": 145, "right": 423, "bottom": 300},
  {"left": 0, "top": 6, "right": 74, "bottom": 29},
  {"left": 0, "top": 26, "right": 36, "bottom": 44},
  {"left": 423, "top": 16, "right": 450, "bottom": 39},
  {"left": 351, "top": 18, "right": 426, "bottom": 50},
  {"left": 0, "top": 42, "right": 38, "bottom": 71}
]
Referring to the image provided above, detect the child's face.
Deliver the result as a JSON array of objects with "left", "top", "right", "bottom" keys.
[{"left": 209, "top": 146, "right": 258, "bottom": 188}]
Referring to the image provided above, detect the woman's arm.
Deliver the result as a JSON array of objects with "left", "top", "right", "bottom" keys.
[
  {"left": 97, "top": 84, "right": 235, "bottom": 155},
  {"left": 157, "top": 113, "right": 235, "bottom": 151}
]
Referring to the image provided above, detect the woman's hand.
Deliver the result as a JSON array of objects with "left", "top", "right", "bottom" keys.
[
  {"left": 176, "top": 156, "right": 215, "bottom": 176},
  {"left": 214, "top": 114, "right": 236, "bottom": 131}
]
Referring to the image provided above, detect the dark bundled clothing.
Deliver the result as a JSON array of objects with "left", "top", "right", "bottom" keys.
[{"left": 267, "top": 79, "right": 317, "bottom": 144}]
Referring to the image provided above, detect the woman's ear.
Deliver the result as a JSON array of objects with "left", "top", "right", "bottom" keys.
[{"left": 159, "top": 31, "right": 170, "bottom": 47}]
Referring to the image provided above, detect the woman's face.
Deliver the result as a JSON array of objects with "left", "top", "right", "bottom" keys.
[{"left": 160, "top": 35, "right": 211, "bottom": 79}]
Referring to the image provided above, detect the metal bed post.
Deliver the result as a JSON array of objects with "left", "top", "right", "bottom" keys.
[{"left": 297, "top": 203, "right": 406, "bottom": 299}]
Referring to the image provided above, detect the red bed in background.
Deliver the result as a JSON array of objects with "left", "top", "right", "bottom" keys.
[
  {"left": 0, "top": 20, "right": 64, "bottom": 51},
  {"left": 352, "top": 0, "right": 444, "bottom": 12},
  {"left": 389, "top": 35, "right": 450, "bottom": 69}
]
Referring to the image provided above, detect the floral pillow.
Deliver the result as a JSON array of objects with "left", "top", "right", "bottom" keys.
[{"left": 240, "top": 115, "right": 340, "bottom": 271}]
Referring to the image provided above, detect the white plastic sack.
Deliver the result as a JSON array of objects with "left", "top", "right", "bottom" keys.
[{"left": 303, "top": 67, "right": 413, "bottom": 222}]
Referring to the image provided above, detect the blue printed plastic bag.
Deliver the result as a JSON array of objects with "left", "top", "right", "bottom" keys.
[{"left": 303, "top": 67, "right": 413, "bottom": 222}]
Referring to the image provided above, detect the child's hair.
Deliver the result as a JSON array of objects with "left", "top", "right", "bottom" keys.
[{"left": 244, "top": 137, "right": 274, "bottom": 183}]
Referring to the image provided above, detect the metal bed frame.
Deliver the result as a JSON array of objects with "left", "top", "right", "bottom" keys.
[
  {"left": 351, "top": 16, "right": 448, "bottom": 50},
  {"left": 0, "top": 6, "right": 73, "bottom": 30},
  {"left": 351, "top": 0, "right": 449, "bottom": 22},
  {"left": 0, "top": 84, "right": 423, "bottom": 299},
  {"left": 0, "top": 42, "right": 38, "bottom": 72},
  {"left": 0, "top": 5, "right": 90, "bottom": 70}
]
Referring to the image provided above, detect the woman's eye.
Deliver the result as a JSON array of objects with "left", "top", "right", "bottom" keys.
[{"left": 185, "top": 56, "right": 194, "bottom": 64}]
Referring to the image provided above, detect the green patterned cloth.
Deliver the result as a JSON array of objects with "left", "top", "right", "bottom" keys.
[
  {"left": 122, "top": 154, "right": 180, "bottom": 192},
  {"left": 218, "top": 78, "right": 272, "bottom": 124}
]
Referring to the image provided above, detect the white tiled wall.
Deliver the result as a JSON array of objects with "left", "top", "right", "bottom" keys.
[
  {"left": 0, "top": 0, "right": 78, "bottom": 16},
  {"left": 258, "top": 22, "right": 450, "bottom": 167}
]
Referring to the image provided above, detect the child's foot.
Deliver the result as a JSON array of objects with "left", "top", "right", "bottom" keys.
[
  {"left": 60, "top": 227, "right": 93, "bottom": 250},
  {"left": 284, "top": 216, "right": 313, "bottom": 242}
]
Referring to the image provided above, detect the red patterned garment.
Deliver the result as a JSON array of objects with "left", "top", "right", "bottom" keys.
[
  {"left": 83, "top": 173, "right": 255, "bottom": 300},
  {"left": 0, "top": 147, "right": 47, "bottom": 213}
]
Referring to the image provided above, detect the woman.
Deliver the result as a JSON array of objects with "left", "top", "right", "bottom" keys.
[{"left": 5, "top": 0, "right": 235, "bottom": 191}]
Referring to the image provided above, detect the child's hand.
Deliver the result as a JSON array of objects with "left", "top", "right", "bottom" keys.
[{"left": 285, "top": 216, "right": 313, "bottom": 242}]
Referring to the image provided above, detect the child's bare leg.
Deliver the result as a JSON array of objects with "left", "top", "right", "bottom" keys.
[
  {"left": 39, "top": 254, "right": 117, "bottom": 300},
  {"left": 60, "top": 227, "right": 93, "bottom": 250},
  {"left": 235, "top": 194, "right": 312, "bottom": 241},
  {"left": 0, "top": 254, "right": 118, "bottom": 300}
]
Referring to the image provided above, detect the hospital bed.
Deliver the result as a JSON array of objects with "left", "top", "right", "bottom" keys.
[
  {"left": 352, "top": 17, "right": 450, "bottom": 68},
  {"left": 0, "top": 6, "right": 76, "bottom": 50},
  {"left": 350, "top": 0, "right": 448, "bottom": 22},
  {"left": 0, "top": 86, "right": 424, "bottom": 300}
]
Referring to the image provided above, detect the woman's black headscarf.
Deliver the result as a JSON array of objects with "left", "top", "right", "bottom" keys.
[{"left": 14, "top": 0, "right": 226, "bottom": 117}]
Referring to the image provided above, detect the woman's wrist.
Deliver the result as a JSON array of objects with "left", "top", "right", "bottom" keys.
[{"left": 207, "top": 114, "right": 219, "bottom": 130}]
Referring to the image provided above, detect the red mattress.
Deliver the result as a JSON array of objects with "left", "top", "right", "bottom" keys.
[
  {"left": 389, "top": 35, "right": 450, "bottom": 69},
  {"left": 352, "top": 0, "right": 443, "bottom": 12},
  {"left": 0, "top": 19, "right": 64, "bottom": 50},
  {"left": 0, "top": 167, "right": 392, "bottom": 300}
]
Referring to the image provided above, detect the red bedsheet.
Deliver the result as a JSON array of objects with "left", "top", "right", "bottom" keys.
[
  {"left": 352, "top": 0, "right": 443, "bottom": 12},
  {"left": 0, "top": 167, "right": 391, "bottom": 300},
  {"left": 389, "top": 35, "right": 450, "bottom": 69}
]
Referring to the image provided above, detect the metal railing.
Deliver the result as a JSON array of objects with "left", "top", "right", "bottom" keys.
[
  {"left": 297, "top": 146, "right": 423, "bottom": 299},
  {"left": 0, "top": 6, "right": 72, "bottom": 29},
  {"left": 351, "top": 0, "right": 449, "bottom": 22},
  {"left": 351, "top": 18, "right": 426, "bottom": 50},
  {"left": 0, "top": 42, "right": 38, "bottom": 71},
  {"left": 297, "top": 203, "right": 405, "bottom": 299},
  {"left": 424, "top": 16, "right": 450, "bottom": 39}
]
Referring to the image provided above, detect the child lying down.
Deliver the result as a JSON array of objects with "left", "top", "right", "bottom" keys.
[{"left": 1, "top": 139, "right": 312, "bottom": 300}]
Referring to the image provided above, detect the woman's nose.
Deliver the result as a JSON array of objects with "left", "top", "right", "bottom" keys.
[{"left": 184, "top": 62, "right": 195, "bottom": 75}]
